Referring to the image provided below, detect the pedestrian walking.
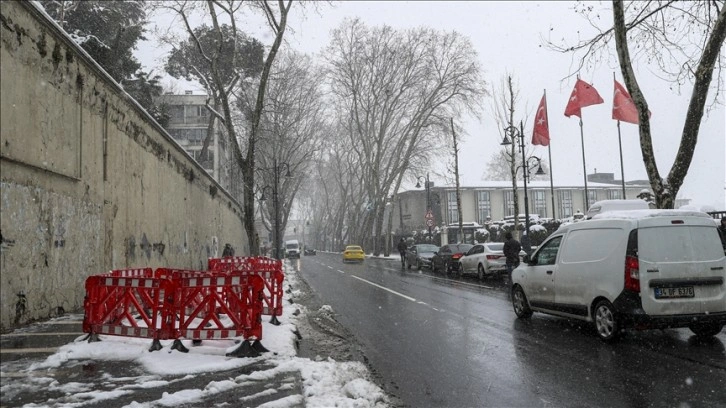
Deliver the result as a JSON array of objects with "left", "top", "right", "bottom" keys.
[
  {"left": 503, "top": 232, "right": 522, "bottom": 283},
  {"left": 718, "top": 216, "right": 726, "bottom": 250},
  {"left": 397, "top": 238, "right": 408, "bottom": 268}
]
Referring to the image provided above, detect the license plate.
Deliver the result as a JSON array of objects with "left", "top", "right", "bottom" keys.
[{"left": 654, "top": 286, "right": 694, "bottom": 299}]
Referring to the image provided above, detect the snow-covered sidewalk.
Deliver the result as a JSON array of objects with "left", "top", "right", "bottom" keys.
[{"left": 0, "top": 263, "right": 391, "bottom": 407}]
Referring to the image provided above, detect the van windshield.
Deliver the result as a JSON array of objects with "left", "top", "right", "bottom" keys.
[
  {"left": 639, "top": 226, "right": 723, "bottom": 262},
  {"left": 286, "top": 243, "right": 298, "bottom": 249}
]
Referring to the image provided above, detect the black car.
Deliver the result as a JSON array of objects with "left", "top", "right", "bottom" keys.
[
  {"left": 404, "top": 244, "right": 439, "bottom": 270},
  {"left": 304, "top": 248, "right": 316, "bottom": 255},
  {"left": 431, "top": 243, "right": 474, "bottom": 275}
]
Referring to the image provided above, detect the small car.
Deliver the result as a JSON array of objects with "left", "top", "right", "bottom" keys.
[
  {"left": 458, "top": 242, "right": 508, "bottom": 279},
  {"left": 342, "top": 245, "right": 365, "bottom": 263},
  {"left": 405, "top": 244, "right": 439, "bottom": 270},
  {"left": 304, "top": 248, "right": 317, "bottom": 255},
  {"left": 431, "top": 243, "right": 474, "bottom": 275}
]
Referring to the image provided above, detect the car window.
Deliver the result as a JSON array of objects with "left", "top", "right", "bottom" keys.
[
  {"left": 440, "top": 246, "right": 451, "bottom": 255},
  {"left": 485, "top": 243, "right": 504, "bottom": 251},
  {"left": 533, "top": 236, "right": 562, "bottom": 266}
]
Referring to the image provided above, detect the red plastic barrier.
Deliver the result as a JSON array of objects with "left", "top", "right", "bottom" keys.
[
  {"left": 83, "top": 267, "right": 264, "bottom": 345},
  {"left": 82, "top": 272, "right": 175, "bottom": 340},
  {"left": 208, "top": 257, "right": 284, "bottom": 317},
  {"left": 172, "top": 273, "right": 264, "bottom": 340}
]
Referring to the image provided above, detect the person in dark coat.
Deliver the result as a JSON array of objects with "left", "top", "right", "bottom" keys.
[
  {"left": 503, "top": 232, "right": 522, "bottom": 282},
  {"left": 397, "top": 238, "right": 408, "bottom": 268},
  {"left": 719, "top": 216, "right": 726, "bottom": 250}
]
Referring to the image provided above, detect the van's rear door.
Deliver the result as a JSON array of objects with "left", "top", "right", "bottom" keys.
[{"left": 637, "top": 216, "right": 726, "bottom": 316}]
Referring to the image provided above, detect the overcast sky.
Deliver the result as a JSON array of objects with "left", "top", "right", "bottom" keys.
[{"left": 139, "top": 1, "right": 725, "bottom": 209}]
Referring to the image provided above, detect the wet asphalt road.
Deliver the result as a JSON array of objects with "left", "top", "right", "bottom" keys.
[{"left": 297, "top": 252, "right": 726, "bottom": 408}]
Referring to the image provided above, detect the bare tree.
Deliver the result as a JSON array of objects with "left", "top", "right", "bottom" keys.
[
  {"left": 547, "top": 1, "right": 726, "bottom": 208},
  {"left": 324, "top": 19, "right": 487, "bottom": 254},
  {"left": 254, "top": 51, "right": 329, "bottom": 256},
  {"left": 451, "top": 119, "right": 463, "bottom": 242},
  {"left": 154, "top": 0, "right": 295, "bottom": 255}
]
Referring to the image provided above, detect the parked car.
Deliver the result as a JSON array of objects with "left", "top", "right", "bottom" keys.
[
  {"left": 431, "top": 244, "right": 474, "bottom": 275},
  {"left": 405, "top": 244, "right": 439, "bottom": 270},
  {"left": 458, "top": 242, "right": 510, "bottom": 279},
  {"left": 342, "top": 245, "right": 365, "bottom": 263},
  {"left": 511, "top": 209, "right": 726, "bottom": 342}
]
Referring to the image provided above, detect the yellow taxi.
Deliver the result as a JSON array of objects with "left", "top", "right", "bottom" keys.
[{"left": 342, "top": 245, "right": 365, "bottom": 263}]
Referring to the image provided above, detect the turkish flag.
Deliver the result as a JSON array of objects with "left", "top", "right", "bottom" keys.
[
  {"left": 612, "top": 79, "right": 651, "bottom": 124},
  {"left": 564, "top": 79, "right": 604, "bottom": 118},
  {"left": 532, "top": 94, "right": 549, "bottom": 146}
]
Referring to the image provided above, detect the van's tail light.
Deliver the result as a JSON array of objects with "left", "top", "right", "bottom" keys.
[{"left": 624, "top": 255, "right": 640, "bottom": 292}]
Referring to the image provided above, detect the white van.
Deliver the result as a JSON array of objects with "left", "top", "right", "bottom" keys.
[
  {"left": 511, "top": 209, "right": 726, "bottom": 341},
  {"left": 585, "top": 199, "right": 650, "bottom": 219},
  {"left": 285, "top": 239, "right": 300, "bottom": 258}
]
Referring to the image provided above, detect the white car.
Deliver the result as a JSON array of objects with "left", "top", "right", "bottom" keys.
[
  {"left": 511, "top": 209, "right": 726, "bottom": 341},
  {"left": 458, "top": 243, "right": 509, "bottom": 279}
]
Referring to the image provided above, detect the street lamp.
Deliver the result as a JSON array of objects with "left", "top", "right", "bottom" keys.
[
  {"left": 415, "top": 173, "right": 433, "bottom": 239},
  {"left": 258, "top": 159, "right": 292, "bottom": 260},
  {"left": 501, "top": 121, "right": 545, "bottom": 254}
]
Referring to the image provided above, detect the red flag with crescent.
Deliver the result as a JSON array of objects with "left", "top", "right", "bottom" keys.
[
  {"left": 612, "top": 79, "right": 651, "bottom": 124},
  {"left": 532, "top": 93, "right": 549, "bottom": 146},
  {"left": 564, "top": 79, "right": 604, "bottom": 118}
]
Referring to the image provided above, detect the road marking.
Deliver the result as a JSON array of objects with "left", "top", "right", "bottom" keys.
[
  {"left": 327, "top": 265, "right": 334, "bottom": 269},
  {"left": 350, "top": 275, "right": 416, "bottom": 302},
  {"left": 337, "top": 270, "right": 345, "bottom": 274}
]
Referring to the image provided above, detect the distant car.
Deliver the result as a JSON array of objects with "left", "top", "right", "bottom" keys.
[
  {"left": 404, "top": 244, "right": 439, "bottom": 270},
  {"left": 342, "top": 245, "right": 365, "bottom": 263},
  {"left": 458, "top": 242, "right": 509, "bottom": 279},
  {"left": 304, "top": 248, "right": 316, "bottom": 256},
  {"left": 431, "top": 244, "right": 474, "bottom": 275}
]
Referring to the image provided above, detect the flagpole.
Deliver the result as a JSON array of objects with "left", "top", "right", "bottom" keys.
[
  {"left": 614, "top": 73, "right": 626, "bottom": 199},
  {"left": 617, "top": 120, "right": 626, "bottom": 198},
  {"left": 579, "top": 117, "right": 589, "bottom": 210},
  {"left": 544, "top": 89, "right": 556, "bottom": 219}
]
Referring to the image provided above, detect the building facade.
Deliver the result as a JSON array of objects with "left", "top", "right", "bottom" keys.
[
  {"left": 157, "top": 92, "right": 231, "bottom": 190},
  {"left": 394, "top": 172, "right": 657, "bottom": 234}
]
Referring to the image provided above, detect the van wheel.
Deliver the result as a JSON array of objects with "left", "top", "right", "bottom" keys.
[
  {"left": 477, "top": 265, "right": 484, "bottom": 280},
  {"left": 512, "top": 285, "right": 532, "bottom": 318},
  {"left": 594, "top": 300, "right": 620, "bottom": 342},
  {"left": 689, "top": 323, "right": 723, "bottom": 337}
]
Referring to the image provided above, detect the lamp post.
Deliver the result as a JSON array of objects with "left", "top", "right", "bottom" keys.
[
  {"left": 415, "top": 173, "right": 433, "bottom": 239},
  {"left": 501, "top": 121, "right": 545, "bottom": 254},
  {"left": 259, "top": 159, "right": 292, "bottom": 260}
]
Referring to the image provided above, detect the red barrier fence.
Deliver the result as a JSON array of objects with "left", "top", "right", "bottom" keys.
[
  {"left": 82, "top": 266, "right": 268, "bottom": 357},
  {"left": 207, "top": 257, "right": 285, "bottom": 324}
]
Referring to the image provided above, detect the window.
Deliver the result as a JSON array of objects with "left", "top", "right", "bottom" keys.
[
  {"left": 587, "top": 190, "right": 598, "bottom": 208},
  {"left": 533, "top": 236, "right": 562, "bottom": 266},
  {"left": 447, "top": 191, "right": 458, "bottom": 224},
  {"left": 179, "top": 128, "right": 207, "bottom": 145},
  {"left": 504, "top": 190, "right": 514, "bottom": 217},
  {"left": 558, "top": 190, "right": 573, "bottom": 218},
  {"left": 607, "top": 189, "right": 623, "bottom": 200},
  {"left": 476, "top": 191, "right": 491, "bottom": 223},
  {"left": 533, "top": 190, "right": 546, "bottom": 217}
]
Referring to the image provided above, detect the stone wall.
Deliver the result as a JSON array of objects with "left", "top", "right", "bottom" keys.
[{"left": 0, "top": 2, "right": 247, "bottom": 332}]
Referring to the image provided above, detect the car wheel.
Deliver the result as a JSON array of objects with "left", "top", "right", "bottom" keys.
[
  {"left": 512, "top": 285, "right": 532, "bottom": 318},
  {"left": 689, "top": 323, "right": 723, "bottom": 337},
  {"left": 477, "top": 264, "right": 485, "bottom": 280},
  {"left": 593, "top": 300, "right": 620, "bottom": 342}
]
